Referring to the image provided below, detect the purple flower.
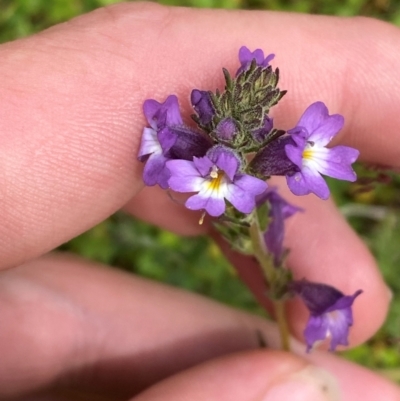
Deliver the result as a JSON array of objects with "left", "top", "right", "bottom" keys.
[
  {"left": 167, "top": 146, "right": 267, "bottom": 217},
  {"left": 290, "top": 280, "right": 362, "bottom": 352},
  {"left": 236, "top": 46, "right": 275, "bottom": 75},
  {"left": 138, "top": 127, "right": 171, "bottom": 189},
  {"left": 143, "top": 95, "right": 183, "bottom": 130},
  {"left": 285, "top": 102, "right": 360, "bottom": 200},
  {"left": 138, "top": 95, "right": 212, "bottom": 189},
  {"left": 191, "top": 90, "right": 215, "bottom": 126},
  {"left": 257, "top": 188, "right": 301, "bottom": 266},
  {"left": 138, "top": 96, "right": 182, "bottom": 188}
]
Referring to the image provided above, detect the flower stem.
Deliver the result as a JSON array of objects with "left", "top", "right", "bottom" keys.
[
  {"left": 249, "top": 212, "right": 291, "bottom": 352},
  {"left": 273, "top": 299, "right": 291, "bottom": 351}
]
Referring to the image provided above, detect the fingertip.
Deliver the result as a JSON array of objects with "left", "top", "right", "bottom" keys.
[
  {"left": 132, "top": 348, "right": 400, "bottom": 401},
  {"left": 305, "top": 349, "right": 400, "bottom": 401},
  {"left": 131, "top": 350, "right": 328, "bottom": 401}
]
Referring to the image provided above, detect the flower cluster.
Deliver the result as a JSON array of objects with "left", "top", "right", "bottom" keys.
[{"left": 138, "top": 46, "right": 362, "bottom": 352}]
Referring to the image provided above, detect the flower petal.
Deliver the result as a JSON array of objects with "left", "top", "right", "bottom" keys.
[
  {"left": 287, "top": 127, "right": 308, "bottom": 147},
  {"left": 303, "top": 168, "right": 330, "bottom": 200},
  {"left": 264, "top": 213, "right": 284, "bottom": 265},
  {"left": 191, "top": 156, "right": 213, "bottom": 177},
  {"left": 234, "top": 174, "right": 267, "bottom": 194},
  {"left": 143, "top": 153, "right": 170, "bottom": 189},
  {"left": 262, "top": 189, "right": 301, "bottom": 266},
  {"left": 224, "top": 175, "right": 266, "bottom": 214},
  {"left": 304, "top": 315, "right": 329, "bottom": 352},
  {"left": 326, "top": 310, "right": 352, "bottom": 350},
  {"left": 287, "top": 167, "right": 330, "bottom": 199},
  {"left": 207, "top": 146, "right": 240, "bottom": 181},
  {"left": 191, "top": 90, "right": 215, "bottom": 126},
  {"left": 236, "top": 46, "right": 275, "bottom": 75},
  {"left": 309, "top": 114, "right": 344, "bottom": 146},
  {"left": 138, "top": 128, "right": 161, "bottom": 161},
  {"left": 185, "top": 193, "right": 226, "bottom": 217},
  {"left": 285, "top": 143, "right": 303, "bottom": 169},
  {"left": 158, "top": 127, "right": 177, "bottom": 153},
  {"left": 286, "top": 169, "right": 330, "bottom": 199},
  {"left": 143, "top": 95, "right": 183, "bottom": 129},
  {"left": 316, "top": 146, "right": 359, "bottom": 181},
  {"left": 167, "top": 160, "right": 204, "bottom": 192},
  {"left": 296, "top": 102, "right": 344, "bottom": 146},
  {"left": 327, "top": 290, "right": 363, "bottom": 312},
  {"left": 286, "top": 172, "right": 312, "bottom": 196}
]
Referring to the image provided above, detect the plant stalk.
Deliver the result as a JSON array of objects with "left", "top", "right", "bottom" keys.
[{"left": 249, "top": 212, "right": 291, "bottom": 352}]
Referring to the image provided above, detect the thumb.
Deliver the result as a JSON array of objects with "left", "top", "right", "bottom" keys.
[
  {"left": 130, "top": 349, "right": 400, "bottom": 401},
  {"left": 132, "top": 351, "right": 340, "bottom": 401}
]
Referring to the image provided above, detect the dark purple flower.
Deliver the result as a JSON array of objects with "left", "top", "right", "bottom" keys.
[
  {"left": 285, "top": 102, "right": 360, "bottom": 200},
  {"left": 160, "top": 125, "right": 212, "bottom": 161},
  {"left": 250, "top": 136, "right": 299, "bottom": 177},
  {"left": 236, "top": 46, "right": 275, "bottom": 75},
  {"left": 290, "top": 280, "right": 362, "bottom": 352},
  {"left": 257, "top": 188, "right": 301, "bottom": 266},
  {"left": 191, "top": 90, "right": 215, "bottom": 126},
  {"left": 167, "top": 146, "right": 267, "bottom": 217},
  {"left": 138, "top": 95, "right": 212, "bottom": 189}
]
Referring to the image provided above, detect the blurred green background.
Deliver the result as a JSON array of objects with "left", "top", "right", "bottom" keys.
[{"left": 2, "top": 0, "right": 400, "bottom": 383}]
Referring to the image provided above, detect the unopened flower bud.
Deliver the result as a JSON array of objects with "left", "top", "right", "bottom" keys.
[
  {"left": 215, "top": 117, "right": 238, "bottom": 141},
  {"left": 191, "top": 89, "right": 215, "bottom": 126}
]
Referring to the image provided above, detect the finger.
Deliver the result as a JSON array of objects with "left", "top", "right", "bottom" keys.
[
  {"left": 131, "top": 351, "right": 400, "bottom": 401},
  {"left": 0, "top": 254, "right": 280, "bottom": 400},
  {"left": 1, "top": 3, "right": 400, "bottom": 266},
  {"left": 0, "top": 3, "right": 392, "bottom": 350},
  {"left": 130, "top": 351, "right": 337, "bottom": 401},
  {"left": 3, "top": 254, "right": 396, "bottom": 401}
]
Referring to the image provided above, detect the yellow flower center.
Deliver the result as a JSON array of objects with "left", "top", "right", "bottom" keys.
[
  {"left": 302, "top": 141, "right": 315, "bottom": 161},
  {"left": 207, "top": 166, "right": 225, "bottom": 190},
  {"left": 302, "top": 148, "right": 314, "bottom": 160}
]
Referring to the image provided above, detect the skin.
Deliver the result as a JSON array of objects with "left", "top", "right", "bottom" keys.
[{"left": 0, "top": 2, "right": 399, "bottom": 400}]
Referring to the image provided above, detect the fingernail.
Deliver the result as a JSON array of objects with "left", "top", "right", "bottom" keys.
[{"left": 261, "top": 365, "right": 341, "bottom": 401}]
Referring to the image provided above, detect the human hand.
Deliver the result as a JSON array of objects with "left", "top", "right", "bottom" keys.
[
  {"left": 0, "top": 2, "right": 399, "bottom": 400},
  {"left": 0, "top": 255, "right": 397, "bottom": 401}
]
